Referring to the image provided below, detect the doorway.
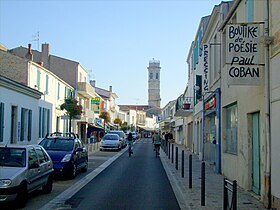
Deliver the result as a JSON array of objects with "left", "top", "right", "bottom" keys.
[{"left": 252, "top": 112, "right": 260, "bottom": 195}]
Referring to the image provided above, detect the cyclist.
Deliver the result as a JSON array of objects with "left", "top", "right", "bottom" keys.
[
  {"left": 127, "top": 132, "right": 133, "bottom": 156},
  {"left": 152, "top": 131, "right": 161, "bottom": 156}
]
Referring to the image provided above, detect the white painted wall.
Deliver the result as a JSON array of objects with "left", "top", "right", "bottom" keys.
[
  {"left": 270, "top": 0, "right": 280, "bottom": 202},
  {"left": 0, "top": 85, "right": 40, "bottom": 145},
  {"left": 28, "top": 62, "right": 74, "bottom": 135}
]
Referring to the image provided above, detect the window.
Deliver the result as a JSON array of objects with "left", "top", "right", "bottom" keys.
[
  {"left": 45, "top": 75, "right": 49, "bottom": 94},
  {"left": 149, "top": 73, "right": 153, "bottom": 80},
  {"left": 156, "top": 73, "right": 159, "bottom": 79},
  {"left": 36, "top": 69, "right": 41, "bottom": 90},
  {"left": 20, "top": 108, "right": 32, "bottom": 141},
  {"left": 57, "top": 82, "right": 60, "bottom": 100},
  {"left": 0, "top": 102, "right": 4, "bottom": 142},
  {"left": 35, "top": 147, "right": 49, "bottom": 163},
  {"left": 28, "top": 147, "right": 38, "bottom": 166},
  {"left": 39, "top": 107, "right": 50, "bottom": 138},
  {"left": 246, "top": 0, "right": 254, "bottom": 22},
  {"left": 225, "top": 103, "right": 238, "bottom": 154}
]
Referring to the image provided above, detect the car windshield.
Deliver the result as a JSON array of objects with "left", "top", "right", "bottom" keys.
[
  {"left": 110, "top": 131, "right": 124, "bottom": 137},
  {"left": 0, "top": 148, "right": 26, "bottom": 167},
  {"left": 40, "top": 138, "right": 74, "bottom": 151},
  {"left": 103, "top": 134, "right": 119, "bottom": 141}
]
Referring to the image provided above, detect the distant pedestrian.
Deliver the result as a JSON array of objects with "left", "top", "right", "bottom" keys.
[
  {"left": 164, "top": 132, "right": 169, "bottom": 146},
  {"left": 168, "top": 132, "right": 174, "bottom": 143},
  {"left": 152, "top": 131, "right": 161, "bottom": 155}
]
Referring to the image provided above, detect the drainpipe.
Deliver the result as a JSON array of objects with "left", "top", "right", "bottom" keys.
[{"left": 264, "top": 0, "right": 271, "bottom": 208}]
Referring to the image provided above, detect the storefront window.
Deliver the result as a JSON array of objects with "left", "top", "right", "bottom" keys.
[{"left": 225, "top": 103, "right": 238, "bottom": 154}]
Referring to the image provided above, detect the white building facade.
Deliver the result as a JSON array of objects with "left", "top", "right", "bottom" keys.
[{"left": 0, "top": 76, "right": 42, "bottom": 145}]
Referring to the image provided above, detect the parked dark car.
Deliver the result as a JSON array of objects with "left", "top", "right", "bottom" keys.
[
  {"left": 108, "top": 130, "right": 127, "bottom": 148},
  {"left": 39, "top": 132, "right": 88, "bottom": 179},
  {"left": 100, "top": 134, "right": 121, "bottom": 151},
  {"left": 0, "top": 144, "right": 53, "bottom": 208}
]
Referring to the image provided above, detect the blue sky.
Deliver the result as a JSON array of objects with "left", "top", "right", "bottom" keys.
[{"left": 0, "top": 0, "right": 226, "bottom": 106}]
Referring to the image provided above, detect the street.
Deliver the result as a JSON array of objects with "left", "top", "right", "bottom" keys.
[
  {"left": 0, "top": 147, "right": 120, "bottom": 210},
  {"left": 0, "top": 139, "right": 180, "bottom": 210},
  {"left": 51, "top": 138, "right": 179, "bottom": 209}
]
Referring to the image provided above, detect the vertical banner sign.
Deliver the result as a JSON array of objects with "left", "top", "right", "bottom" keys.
[
  {"left": 226, "top": 24, "right": 261, "bottom": 85},
  {"left": 91, "top": 97, "right": 100, "bottom": 114},
  {"left": 203, "top": 44, "right": 209, "bottom": 92}
]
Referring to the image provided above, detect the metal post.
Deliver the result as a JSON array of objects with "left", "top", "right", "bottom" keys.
[
  {"left": 182, "top": 150, "right": 184, "bottom": 178},
  {"left": 223, "top": 178, "right": 227, "bottom": 210},
  {"left": 175, "top": 147, "right": 178, "bottom": 170},
  {"left": 201, "top": 162, "right": 205, "bottom": 206},
  {"left": 168, "top": 142, "right": 170, "bottom": 159},
  {"left": 172, "top": 144, "right": 174, "bottom": 163},
  {"left": 189, "top": 154, "right": 192, "bottom": 188},
  {"left": 233, "top": 180, "right": 237, "bottom": 210}
]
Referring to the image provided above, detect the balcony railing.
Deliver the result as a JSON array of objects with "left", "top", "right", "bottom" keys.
[
  {"left": 77, "top": 82, "right": 95, "bottom": 98},
  {"left": 174, "top": 96, "right": 193, "bottom": 117}
]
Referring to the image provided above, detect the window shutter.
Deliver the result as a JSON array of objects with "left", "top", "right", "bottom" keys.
[
  {"left": 28, "top": 110, "right": 32, "bottom": 141},
  {"left": 21, "top": 108, "right": 24, "bottom": 141},
  {"left": 0, "top": 103, "right": 4, "bottom": 142}
]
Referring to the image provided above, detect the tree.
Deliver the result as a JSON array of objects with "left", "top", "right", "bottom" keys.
[
  {"left": 114, "top": 118, "right": 122, "bottom": 126},
  {"left": 60, "top": 97, "right": 83, "bottom": 133},
  {"left": 120, "top": 122, "right": 130, "bottom": 132},
  {"left": 99, "top": 111, "right": 111, "bottom": 132}
]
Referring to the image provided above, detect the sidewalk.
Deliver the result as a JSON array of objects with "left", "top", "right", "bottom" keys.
[{"left": 160, "top": 142, "right": 267, "bottom": 210}]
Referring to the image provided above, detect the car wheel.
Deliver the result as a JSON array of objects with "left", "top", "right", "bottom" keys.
[
  {"left": 82, "top": 159, "right": 88, "bottom": 172},
  {"left": 42, "top": 174, "right": 53, "bottom": 193},
  {"left": 16, "top": 183, "right": 28, "bottom": 208},
  {"left": 70, "top": 163, "right": 77, "bottom": 179}
]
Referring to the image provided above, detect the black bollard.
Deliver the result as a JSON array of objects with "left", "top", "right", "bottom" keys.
[
  {"left": 168, "top": 142, "right": 170, "bottom": 159},
  {"left": 189, "top": 154, "right": 192, "bottom": 188},
  {"left": 201, "top": 162, "right": 205, "bottom": 206},
  {"left": 171, "top": 144, "right": 174, "bottom": 163},
  {"left": 182, "top": 150, "right": 184, "bottom": 178},
  {"left": 233, "top": 180, "right": 237, "bottom": 210},
  {"left": 175, "top": 147, "right": 178, "bottom": 170}
]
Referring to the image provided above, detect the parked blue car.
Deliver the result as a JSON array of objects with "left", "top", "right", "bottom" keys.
[{"left": 39, "top": 132, "right": 88, "bottom": 179}]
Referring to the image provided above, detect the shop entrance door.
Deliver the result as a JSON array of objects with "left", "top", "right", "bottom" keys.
[{"left": 252, "top": 112, "right": 260, "bottom": 195}]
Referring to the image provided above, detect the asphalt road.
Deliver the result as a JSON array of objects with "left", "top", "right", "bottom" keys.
[
  {"left": 63, "top": 139, "right": 180, "bottom": 210},
  {"left": 0, "top": 148, "right": 119, "bottom": 210}
]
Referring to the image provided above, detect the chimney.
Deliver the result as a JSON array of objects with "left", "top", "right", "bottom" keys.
[
  {"left": 25, "top": 43, "right": 33, "bottom": 60},
  {"left": 41, "top": 43, "right": 50, "bottom": 68},
  {"left": 90, "top": 80, "right": 96, "bottom": 87},
  {"left": 109, "top": 86, "right": 112, "bottom": 92}
]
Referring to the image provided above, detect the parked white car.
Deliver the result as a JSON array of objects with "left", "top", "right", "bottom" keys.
[
  {"left": 0, "top": 145, "right": 53, "bottom": 208},
  {"left": 100, "top": 134, "right": 122, "bottom": 151}
]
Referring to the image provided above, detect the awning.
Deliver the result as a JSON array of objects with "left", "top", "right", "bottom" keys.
[
  {"left": 137, "top": 125, "right": 154, "bottom": 131},
  {"left": 87, "top": 124, "right": 104, "bottom": 138},
  {"left": 107, "top": 122, "right": 117, "bottom": 129}
]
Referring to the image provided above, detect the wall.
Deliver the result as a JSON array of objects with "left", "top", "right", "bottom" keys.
[
  {"left": 270, "top": 0, "right": 280, "bottom": 206},
  {"left": 0, "top": 83, "right": 40, "bottom": 145},
  {"left": 220, "top": 0, "right": 266, "bottom": 193},
  {"left": 0, "top": 50, "right": 28, "bottom": 85}
]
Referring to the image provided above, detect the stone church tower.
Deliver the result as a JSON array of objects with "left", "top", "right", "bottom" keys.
[{"left": 147, "top": 59, "right": 161, "bottom": 108}]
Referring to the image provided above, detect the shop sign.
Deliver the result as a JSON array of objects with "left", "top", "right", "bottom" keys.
[
  {"left": 95, "top": 118, "right": 102, "bottom": 124},
  {"left": 226, "top": 23, "right": 261, "bottom": 85},
  {"left": 205, "top": 96, "right": 216, "bottom": 110},
  {"left": 203, "top": 44, "right": 209, "bottom": 92},
  {"left": 91, "top": 97, "right": 100, "bottom": 105}
]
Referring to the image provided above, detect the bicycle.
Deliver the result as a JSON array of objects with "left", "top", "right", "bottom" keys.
[
  {"left": 154, "top": 143, "right": 161, "bottom": 157},
  {"left": 128, "top": 141, "right": 133, "bottom": 157}
]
